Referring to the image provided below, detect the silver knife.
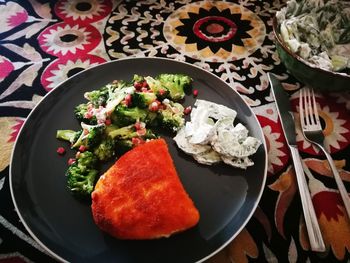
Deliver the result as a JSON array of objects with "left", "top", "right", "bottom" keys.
[{"left": 268, "top": 73, "right": 325, "bottom": 252}]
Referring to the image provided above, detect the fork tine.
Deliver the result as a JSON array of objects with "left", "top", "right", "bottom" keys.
[
  {"left": 306, "top": 88, "right": 313, "bottom": 127},
  {"left": 299, "top": 88, "right": 305, "bottom": 126},
  {"left": 310, "top": 88, "right": 321, "bottom": 127}
]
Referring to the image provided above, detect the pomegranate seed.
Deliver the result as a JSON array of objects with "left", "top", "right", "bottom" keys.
[
  {"left": 56, "top": 147, "right": 66, "bottom": 155},
  {"left": 134, "top": 121, "right": 142, "bottom": 130},
  {"left": 184, "top": 106, "right": 192, "bottom": 115},
  {"left": 132, "top": 137, "right": 145, "bottom": 146},
  {"left": 158, "top": 88, "right": 166, "bottom": 96},
  {"left": 141, "top": 87, "right": 149, "bottom": 93},
  {"left": 136, "top": 128, "right": 147, "bottom": 136},
  {"left": 84, "top": 112, "right": 93, "bottom": 119},
  {"left": 134, "top": 82, "right": 143, "bottom": 90},
  {"left": 78, "top": 145, "right": 86, "bottom": 152},
  {"left": 125, "top": 94, "right": 132, "bottom": 102},
  {"left": 142, "top": 81, "right": 148, "bottom": 88},
  {"left": 158, "top": 103, "right": 166, "bottom": 110},
  {"left": 149, "top": 101, "right": 159, "bottom": 112},
  {"left": 68, "top": 158, "right": 76, "bottom": 165},
  {"left": 193, "top": 89, "right": 198, "bottom": 96},
  {"left": 124, "top": 94, "right": 132, "bottom": 107},
  {"left": 105, "top": 119, "right": 111, "bottom": 126}
]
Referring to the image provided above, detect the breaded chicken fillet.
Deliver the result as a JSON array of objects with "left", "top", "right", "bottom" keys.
[{"left": 91, "top": 139, "right": 199, "bottom": 239}]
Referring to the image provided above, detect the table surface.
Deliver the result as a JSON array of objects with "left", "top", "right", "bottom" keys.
[{"left": 1, "top": 0, "right": 350, "bottom": 262}]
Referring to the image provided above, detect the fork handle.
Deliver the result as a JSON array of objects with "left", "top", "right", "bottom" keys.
[
  {"left": 289, "top": 146, "right": 326, "bottom": 252},
  {"left": 321, "top": 148, "right": 350, "bottom": 220}
]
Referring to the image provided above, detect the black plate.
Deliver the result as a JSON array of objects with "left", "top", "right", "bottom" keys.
[{"left": 10, "top": 58, "right": 267, "bottom": 263}]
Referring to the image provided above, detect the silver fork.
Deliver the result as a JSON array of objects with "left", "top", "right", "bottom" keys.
[{"left": 299, "top": 88, "right": 350, "bottom": 220}]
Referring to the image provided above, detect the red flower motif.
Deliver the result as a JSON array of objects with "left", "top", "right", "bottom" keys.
[
  {"left": 55, "top": 0, "right": 112, "bottom": 23},
  {"left": 38, "top": 22, "right": 101, "bottom": 57},
  {"left": 0, "top": 2, "right": 28, "bottom": 33},
  {"left": 41, "top": 55, "right": 106, "bottom": 91},
  {"left": 7, "top": 10, "right": 28, "bottom": 28},
  {"left": 8, "top": 118, "right": 24, "bottom": 143},
  {"left": 0, "top": 56, "right": 15, "bottom": 81},
  {"left": 313, "top": 191, "right": 344, "bottom": 220}
]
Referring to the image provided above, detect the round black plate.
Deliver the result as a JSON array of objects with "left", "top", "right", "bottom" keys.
[{"left": 10, "top": 58, "right": 267, "bottom": 263}]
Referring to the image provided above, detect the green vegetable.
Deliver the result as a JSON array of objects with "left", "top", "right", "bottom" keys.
[
  {"left": 56, "top": 129, "right": 80, "bottom": 144},
  {"left": 93, "top": 136, "right": 116, "bottom": 161},
  {"left": 157, "top": 101, "right": 185, "bottom": 132},
  {"left": 157, "top": 74, "right": 192, "bottom": 101},
  {"left": 111, "top": 105, "right": 150, "bottom": 127},
  {"left": 74, "top": 103, "right": 97, "bottom": 125},
  {"left": 132, "top": 74, "right": 145, "bottom": 84},
  {"left": 72, "top": 124, "right": 105, "bottom": 150},
  {"left": 132, "top": 92, "right": 157, "bottom": 108},
  {"left": 277, "top": 0, "right": 350, "bottom": 72},
  {"left": 115, "top": 139, "right": 133, "bottom": 155},
  {"left": 66, "top": 151, "right": 99, "bottom": 199},
  {"left": 144, "top": 76, "right": 168, "bottom": 99},
  {"left": 107, "top": 124, "right": 157, "bottom": 140},
  {"left": 84, "top": 85, "right": 110, "bottom": 107},
  {"left": 57, "top": 73, "right": 192, "bottom": 202}
]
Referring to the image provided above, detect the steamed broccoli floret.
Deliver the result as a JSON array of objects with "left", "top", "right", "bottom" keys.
[
  {"left": 115, "top": 139, "right": 133, "bottom": 155},
  {"left": 56, "top": 129, "right": 80, "bottom": 144},
  {"left": 74, "top": 103, "right": 97, "bottom": 125},
  {"left": 66, "top": 151, "right": 99, "bottom": 199},
  {"left": 72, "top": 124, "right": 105, "bottom": 150},
  {"left": 132, "top": 74, "right": 145, "bottom": 84},
  {"left": 111, "top": 105, "right": 150, "bottom": 127},
  {"left": 132, "top": 92, "right": 157, "bottom": 108},
  {"left": 157, "top": 101, "right": 185, "bottom": 132},
  {"left": 93, "top": 136, "right": 116, "bottom": 161},
  {"left": 144, "top": 76, "right": 169, "bottom": 99},
  {"left": 113, "top": 80, "right": 129, "bottom": 90},
  {"left": 156, "top": 74, "right": 192, "bottom": 101},
  {"left": 107, "top": 124, "right": 136, "bottom": 139},
  {"left": 107, "top": 123, "right": 158, "bottom": 140},
  {"left": 84, "top": 85, "right": 110, "bottom": 107}
]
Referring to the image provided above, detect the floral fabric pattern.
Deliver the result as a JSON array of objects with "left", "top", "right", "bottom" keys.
[{"left": 1, "top": 0, "right": 350, "bottom": 262}]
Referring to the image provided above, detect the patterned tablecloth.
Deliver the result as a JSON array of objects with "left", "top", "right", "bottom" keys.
[{"left": 1, "top": 0, "right": 350, "bottom": 262}]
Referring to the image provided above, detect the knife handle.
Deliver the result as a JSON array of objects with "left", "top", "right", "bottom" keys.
[{"left": 289, "top": 146, "right": 326, "bottom": 252}]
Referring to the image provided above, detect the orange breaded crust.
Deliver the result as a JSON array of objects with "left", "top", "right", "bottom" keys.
[{"left": 91, "top": 138, "right": 200, "bottom": 239}]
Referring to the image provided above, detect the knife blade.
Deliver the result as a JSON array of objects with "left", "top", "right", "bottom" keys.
[{"left": 268, "top": 73, "right": 325, "bottom": 252}]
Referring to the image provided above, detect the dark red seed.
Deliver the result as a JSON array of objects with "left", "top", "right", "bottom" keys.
[
  {"left": 134, "top": 82, "right": 143, "bottom": 90},
  {"left": 56, "top": 147, "right": 66, "bottom": 155},
  {"left": 184, "top": 106, "right": 192, "bottom": 115},
  {"left": 68, "top": 158, "right": 76, "bottom": 165},
  {"left": 78, "top": 145, "right": 86, "bottom": 152},
  {"left": 132, "top": 137, "right": 145, "bottom": 146},
  {"left": 193, "top": 89, "right": 198, "bottom": 96},
  {"left": 158, "top": 89, "right": 166, "bottom": 96},
  {"left": 105, "top": 119, "right": 111, "bottom": 126}
]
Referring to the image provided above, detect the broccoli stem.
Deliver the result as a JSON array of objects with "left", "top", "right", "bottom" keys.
[{"left": 56, "top": 130, "right": 76, "bottom": 143}]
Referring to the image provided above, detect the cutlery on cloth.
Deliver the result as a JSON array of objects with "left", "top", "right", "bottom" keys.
[
  {"left": 299, "top": 87, "right": 350, "bottom": 220},
  {"left": 268, "top": 73, "right": 325, "bottom": 252}
]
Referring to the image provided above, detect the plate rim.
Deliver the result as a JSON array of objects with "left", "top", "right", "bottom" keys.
[{"left": 9, "top": 57, "right": 268, "bottom": 263}]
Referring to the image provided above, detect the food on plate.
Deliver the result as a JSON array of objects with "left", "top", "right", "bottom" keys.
[
  {"left": 66, "top": 151, "right": 99, "bottom": 199},
  {"left": 174, "top": 99, "right": 261, "bottom": 169},
  {"left": 56, "top": 74, "right": 192, "bottom": 199},
  {"left": 276, "top": 0, "right": 350, "bottom": 73},
  {"left": 91, "top": 139, "right": 200, "bottom": 239}
]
